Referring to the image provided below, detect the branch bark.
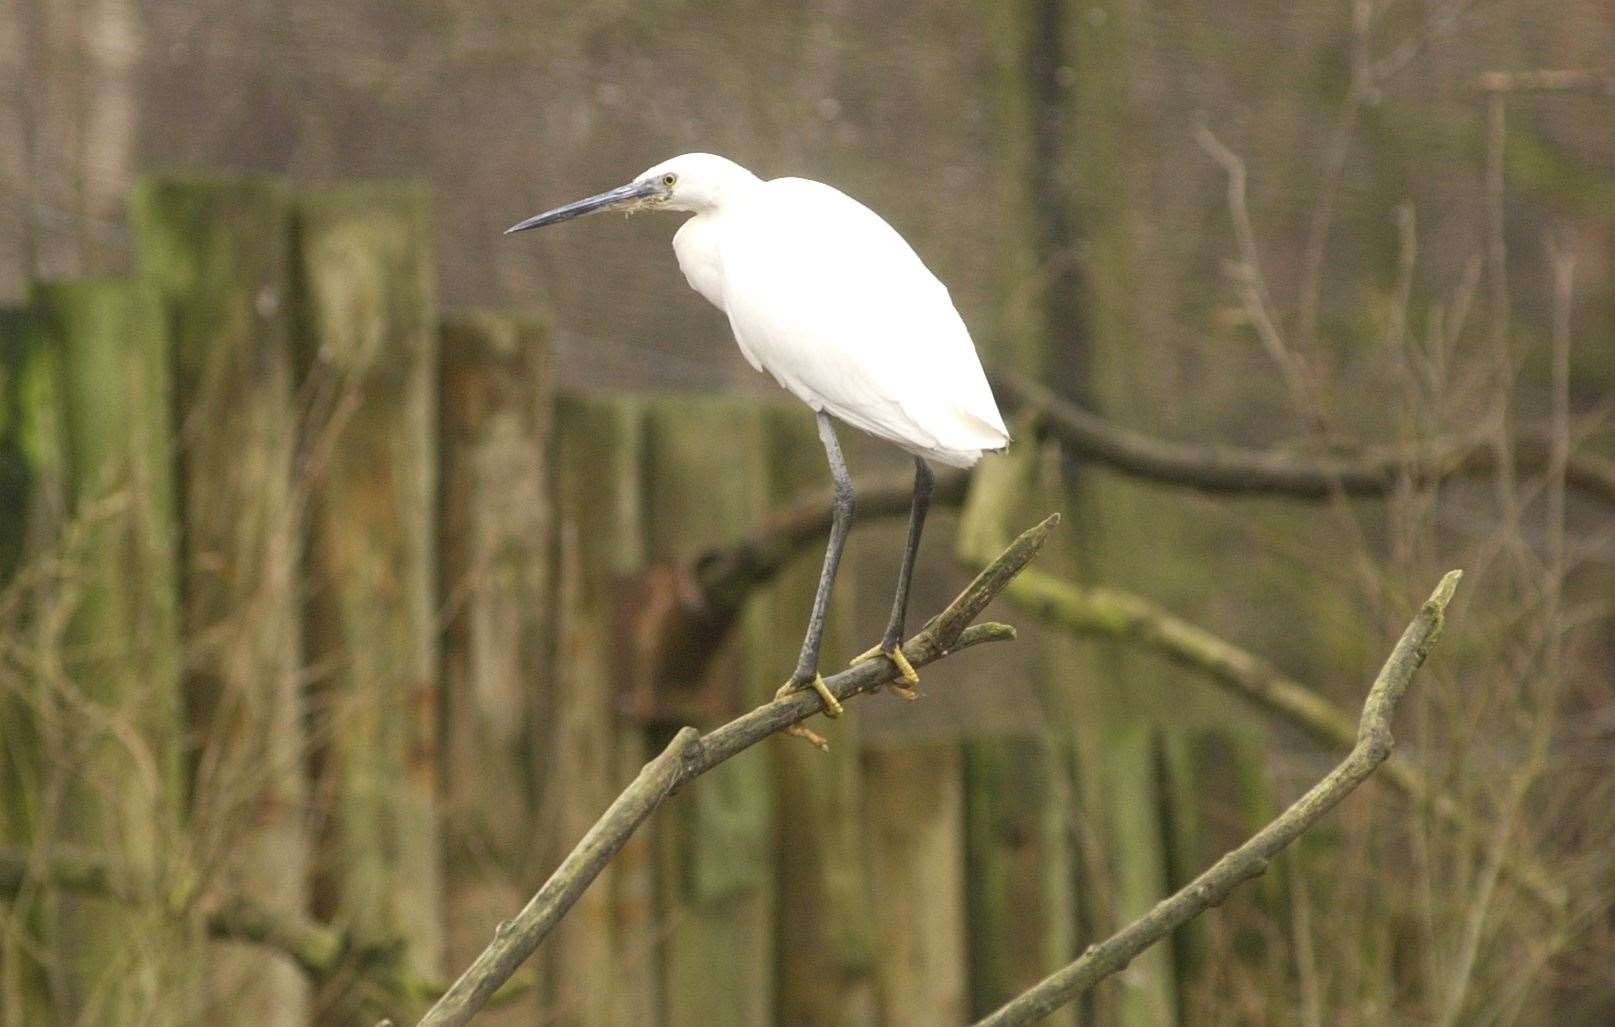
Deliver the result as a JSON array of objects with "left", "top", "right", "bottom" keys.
[
  {"left": 1474, "top": 70, "right": 1615, "bottom": 96},
  {"left": 992, "top": 371, "right": 1615, "bottom": 507},
  {"left": 0, "top": 847, "right": 508, "bottom": 1010},
  {"left": 974, "top": 570, "right": 1463, "bottom": 1027},
  {"left": 419, "top": 514, "right": 1059, "bottom": 1027}
]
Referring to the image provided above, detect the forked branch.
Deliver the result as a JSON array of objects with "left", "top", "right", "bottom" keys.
[
  {"left": 975, "top": 570, "right": 1464, "bottom": 1027},
  {"left": 419, "top": 514, "right": 1060, "bottom": 1027}
]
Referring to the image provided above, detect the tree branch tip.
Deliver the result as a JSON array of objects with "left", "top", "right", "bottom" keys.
[
  {"left": 955, "top": 622, "right": 1016, "bottom": 646},
  {"left": 1429, "top": 568, "right": 1463, "bottom": 609}
]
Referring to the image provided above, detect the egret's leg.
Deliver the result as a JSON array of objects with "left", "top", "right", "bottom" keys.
[
  {"left": 775, "top": 410, "right": 852, "bottom": 719},
  {"left": 852, "top": 457, "right": 933, "bottom": 697}
]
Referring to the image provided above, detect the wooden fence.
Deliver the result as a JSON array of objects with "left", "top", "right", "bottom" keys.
[{"left": 0, "top": 176, "right": 1276, "bottom": 1026}]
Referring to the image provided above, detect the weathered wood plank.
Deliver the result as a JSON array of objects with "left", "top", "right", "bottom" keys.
[
  {"left": 130, "top": 175, "right": 312, "bottom": 1025},
  {"left": 643, "top": 397, "right": 775, "bottom": 1027},
  {"left": 438, "top": 311, "right": 553, "bottom": 1024},
  {"left": 293, "top": 185, "right": 443, "bottom": 1016},
  {"left": 35, "top": 278, "right": 190, "bottom": 1022},
  {"left": 548, "top": 394, "right": 650, "bottom": 1026},
  {"left": 866, "top": 742, "right": 969, "bottom": 1026},
  {"left": 0, "top": 305, "right": 61, "bottom": 1024},
  {"left": 964, "top": 733, "right": 1076, "bottom": 1026}
]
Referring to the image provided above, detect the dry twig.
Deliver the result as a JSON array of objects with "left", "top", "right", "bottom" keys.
[{"left": 975, "top": 570, "right": 1464, "bottom": 1026}]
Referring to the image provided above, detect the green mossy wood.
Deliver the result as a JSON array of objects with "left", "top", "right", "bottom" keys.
[
  {"left": 130, "top": 175, "right": 313, "bottom": 1025},
  {"left": 293, "top": 185, "right": 443, "bottom": 1010}
]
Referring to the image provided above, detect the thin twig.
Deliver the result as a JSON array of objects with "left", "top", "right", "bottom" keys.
[
  {"left": 974, "top": 571, "right": 1464, "bottom": 1027},
  {"left": 419, "top": 515, "right": 1059, "bottom": 1027}
]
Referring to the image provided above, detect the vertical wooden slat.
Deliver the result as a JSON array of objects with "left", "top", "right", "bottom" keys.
[
  {"left": 1158, "top": 728, "right": 1207, "bottom": 1021},
  {"left": 548, "top": 394, "right": 650, "bottom": 1026},
  {"left": 1099, "top": 723, "right": 1178, "bottom": 1027},
  {"left": 35, "top": 278, "right": 190, "bottom": 1022},
  {"left": 437, "top": 311, "right": 552, "bottom": 1024},
  {"left": 866, "top": 742, "right": 969, "bottom": 1026},
  {"left": 293, "top": 185, "right": 443, "bottom": 1013},
  {"left": 645, "top": 397, "right": 774, "bottom": 1027},
  {"left": 129, "top": 175, "right": 312, "bottom": 1025},
  {"left": 964, "top": 732, "right": 1075, "bottom": 1026},
  {"left": 759, "top": 405, "right": 876, "bottom": 1026},
  {"left": 0, "top": 305, "right": 61, "bottom": 1024}
]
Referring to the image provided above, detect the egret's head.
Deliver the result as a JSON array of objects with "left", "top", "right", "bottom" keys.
[{"left": 505, "top": 153, "right": 761, "bottom": 234}]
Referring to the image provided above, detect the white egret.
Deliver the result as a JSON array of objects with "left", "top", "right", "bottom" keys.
[{"left": 507, "top": 153, "right": 1008, "bottom": 719}]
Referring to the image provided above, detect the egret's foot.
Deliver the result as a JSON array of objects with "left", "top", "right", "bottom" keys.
[
  {"left": 851, "top": 642, "right": 921, "bottom": 700},
  {"left": 775, "top": 673, "right": 843, "bottom": 718}
]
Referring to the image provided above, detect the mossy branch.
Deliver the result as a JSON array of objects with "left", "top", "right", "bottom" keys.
[{"left": 975, "top": 572, "right": 1463, "bottom": 1027}]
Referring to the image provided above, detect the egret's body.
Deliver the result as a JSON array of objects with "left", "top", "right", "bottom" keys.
[
  {"left": 507, "top": 153, "right": 1008, "bottom": 716},
  {"left": 669, "top": 166, "right": 1007, "bottom": 466}
]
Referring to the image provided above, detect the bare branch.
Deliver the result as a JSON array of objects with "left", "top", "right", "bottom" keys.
[
  {"left": 420, "top": 515, "right": 1059, "bottom": 1027},
  {"left": 0, "top": 846, "right": 516, "bottom": 1010},
  {"left": 974, "top": 571, "right": 1464, "bottom": 1027},
  {"left": 992, "top": 371, "right": 1615, "bottom": 508},
  {"left": 1474, "top": 70, "right": 1615, "bottom": 96}
]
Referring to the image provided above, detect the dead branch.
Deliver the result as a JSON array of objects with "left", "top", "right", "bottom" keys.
[
  {"left": 992, "top": 371, "right": 1615, "bottom": 507},
  {"left": 1474, "top": 70, "right": 1615, "bottom": 96},
  {"left": 975, "top": 571, "right": 1463, "bottom": 1027},
  {"left": 0, "top": 846, "right": 521, "bottom": 1010},
  {"left": 419, "top": 514, "right": 1058, "bottom": 1027}
]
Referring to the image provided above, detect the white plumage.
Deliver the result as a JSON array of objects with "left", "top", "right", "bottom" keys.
[
  {"left": 656, "top": 155, "right": 1009, "bottom": 467},
  {"left": 505, "top": 151, "right": 1011, "bottom": 709}
]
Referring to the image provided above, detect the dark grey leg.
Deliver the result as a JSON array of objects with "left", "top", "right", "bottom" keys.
[
  {"left": 881, "top": 457, "right": 934, "bottom": 653},
  {"left": 779, "top": 410, "right": 854, "bottom": 716}
]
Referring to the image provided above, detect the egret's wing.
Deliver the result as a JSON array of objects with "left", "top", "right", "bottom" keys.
[{"left": 718, "top": 178, "right": 1008, "bottom": 457}]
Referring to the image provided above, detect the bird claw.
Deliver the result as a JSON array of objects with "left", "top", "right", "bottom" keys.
[
  {"left": 775, "top": 673, "right": 843, "bottom": 719},
  {"left": 850, "top": 642, "right": 921, "bottom": 697}
]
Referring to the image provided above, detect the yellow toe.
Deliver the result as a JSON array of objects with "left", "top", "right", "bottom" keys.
[{"left": 809, "top": 674, "right": 844, "bottom": 718}]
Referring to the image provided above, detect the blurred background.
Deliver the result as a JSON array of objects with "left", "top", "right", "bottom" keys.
[{"left": 2, "top": 0, "right": 1613, "bottom": 1024}]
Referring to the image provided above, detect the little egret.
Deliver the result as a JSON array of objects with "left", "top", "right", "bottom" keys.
[{"left": 507, "top": 153, "right": 1008, "bottom": 721}]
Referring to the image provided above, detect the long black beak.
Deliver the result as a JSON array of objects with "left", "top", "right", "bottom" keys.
[{"left": 505, "top": 180, "right": 660, "bottom": 234}]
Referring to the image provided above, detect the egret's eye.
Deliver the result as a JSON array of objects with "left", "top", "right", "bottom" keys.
[{"left": 662, "top": 173, "right": 677, "bottom": 188}]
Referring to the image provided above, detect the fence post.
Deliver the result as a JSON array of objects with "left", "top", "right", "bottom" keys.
[
  {"left": 757, "top": 406, "right": 877, "bottom": 1025},
  {"left": 641, "top": 396, "right": 775, "bottom": 1027},
  {"left": 129, "top": 175, "right": 312, "bottom": 1025},
  {"left": 33, "top": 278, "right": 190, "bottom": 1022},
  {"left": 866, "top": 742, "right": 969, "bottom": 1024},
  {"left": 293, "top": 185, "right": 443, "bottom": 1007},
  {"left": 548, "top": 393, "right": 653, "bottom": 1025},
  {"left": 438, "top": 311, "right": 552, "bottom": 1024},
  {"left": 0, "top": 305, "right": 63, "bottom": 1023},
  {"left": 964, "top": 732, "right": 1076, "bottom": 1025}
]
